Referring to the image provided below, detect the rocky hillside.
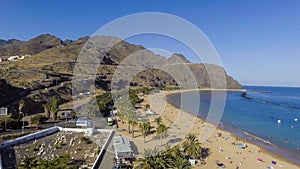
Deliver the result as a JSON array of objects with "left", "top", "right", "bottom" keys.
[
  {"left": 0, "top": 34, "right": 242, "bottom": 91},
  {"left": 0, "top": 34, "right": 65, "bottom": 56},
  {"left": 0, "top": 79, "right": 25, "bottom": 107},
  {"left": 80, "top": 36, "right": 242, "bottom": 89}
]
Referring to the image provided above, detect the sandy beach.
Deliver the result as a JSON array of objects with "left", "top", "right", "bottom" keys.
[{"left": 116, "top": 89, "right": 299, "bottom": 169}]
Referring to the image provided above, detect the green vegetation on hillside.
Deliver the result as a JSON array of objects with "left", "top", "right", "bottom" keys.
[{"left": 95, "top": 92, "right": 113, "bottom": 117}]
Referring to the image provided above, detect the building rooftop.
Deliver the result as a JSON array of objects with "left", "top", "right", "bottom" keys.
[{"left": 113, "top": 135, "right": 134, "bottom": 159}]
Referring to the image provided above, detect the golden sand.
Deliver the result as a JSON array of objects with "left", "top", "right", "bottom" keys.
[{"left": 115, "top": 89, "right": 300, "bottom": 169}]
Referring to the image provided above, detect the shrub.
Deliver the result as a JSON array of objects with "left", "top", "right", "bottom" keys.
[
  {"left": 95, "top": 92, "right": 113, "bottom": 117},
  {"left": 80, "top": 136, "right": 92, "bottom": 144},
  {"left": 0, "top": 131, "right": 34, "bottom": 142},
  {"left": 31, "top": 114, "right": 48, "bottom": 125},
  {"left": 0, "top": 118, "right": 23, "bottom": 129}
]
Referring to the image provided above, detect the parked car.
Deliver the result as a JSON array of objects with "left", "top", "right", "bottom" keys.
[{"left": 34, "top": 126, "right": 43, "bottom": 130}]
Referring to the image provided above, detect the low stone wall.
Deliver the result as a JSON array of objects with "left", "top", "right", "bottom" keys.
[{"left": 0, "top": 127, "right": 59, "bottom": 148}]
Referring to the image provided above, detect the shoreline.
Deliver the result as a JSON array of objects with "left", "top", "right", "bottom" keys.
[
  {"left": 219, "top": 123, "right": 300, "bottom": 167},
  {"left": 164, "top": 88, "right": 247, "bottom": 94},
  {"left": 162, "top": 89, "right": 300, "bottom": 168}
]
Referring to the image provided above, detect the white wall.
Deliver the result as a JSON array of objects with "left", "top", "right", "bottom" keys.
[{"left": 0, "top": 127, "right": 59, "bottom": 148}]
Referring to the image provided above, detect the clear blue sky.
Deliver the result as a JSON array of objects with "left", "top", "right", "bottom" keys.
[{"left": 1, "top": 0, "right": 300, "bottom": 87}]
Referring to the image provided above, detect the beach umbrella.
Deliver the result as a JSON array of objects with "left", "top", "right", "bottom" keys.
[
  {"left": 257, "top": 157, "right": 263, "bottom": 161},
  {"left": 238, "top": 143, "right": 245, "bottom": 149}
]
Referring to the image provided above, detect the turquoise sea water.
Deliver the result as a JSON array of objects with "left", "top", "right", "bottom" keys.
[{"left": 167, "top": 86, "right": 300, "bottom": 165}]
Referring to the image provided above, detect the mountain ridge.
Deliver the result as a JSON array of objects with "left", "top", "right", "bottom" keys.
[{"left": 0, "top": 34, "right": 242, "bottom": 90}]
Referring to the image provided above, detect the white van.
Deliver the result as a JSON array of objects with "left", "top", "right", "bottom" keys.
[{"left": 107, "top": 117, "right": 114, "bottom": 126}]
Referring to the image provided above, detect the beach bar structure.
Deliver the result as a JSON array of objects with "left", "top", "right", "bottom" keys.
[{"left": 113, "top": 135, "right": 134, "bottom": 159}]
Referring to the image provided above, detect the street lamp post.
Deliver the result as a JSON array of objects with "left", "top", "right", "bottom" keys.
[{"left": 20, "top": 112, "right": 25, "bottom": 134}]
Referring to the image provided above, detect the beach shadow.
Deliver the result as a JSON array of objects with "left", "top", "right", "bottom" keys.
[
  {"left": 129, "top": 141, "right": 139, "bottom": 155},
  {"left": 167, "top": 137, "right": 182, "bottom": 144},
  {"left": 135, "top": 133, "right": 143, "bottom": 138}
]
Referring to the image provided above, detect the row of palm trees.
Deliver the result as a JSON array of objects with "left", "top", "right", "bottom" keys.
[
  {"left": 17, "top": 96, "right": 59, "bottom": 130},
  {"left": 136, "top": 134, "right": 211, "bottom": 169},
  {"left": 114, "top": 94, "right": 169, "bottom": 145},
  {"left": 122, "top": 112, "right": 168, "bottom": 144}
]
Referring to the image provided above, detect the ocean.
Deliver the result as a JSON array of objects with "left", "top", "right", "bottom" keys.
[{"left": 166, "top": 86, "right": 300, "bottom": 165}]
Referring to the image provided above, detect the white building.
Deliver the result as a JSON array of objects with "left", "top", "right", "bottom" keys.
[{"left": 113, "top": 135, "right": 134, "bottom": 159}]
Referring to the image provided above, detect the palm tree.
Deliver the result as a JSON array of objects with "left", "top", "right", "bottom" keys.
[
  {"left": 169, "top": 157, "right": 191, "bottom": 169},
  {"left": 135, "top": 158, "right": 152, "bottom": 169},
  {"left": 50, "top": 96, "right": 60, "bottom": 120},
  {"left": 136, "top": 148, "right": 166, "bottom": 169},
  {"left": 131, "top": 120, "right": 138, "bottom": 138},
  {"left": 127, "top": 118, "right": 132, "bottom": 133},
  {"left": 162, "top": 145, "right": 190, "bottom": 169},
  {"left": 156, "top": 123, "right": 168, "bottom": 146},
  {"left": 182, "top": 134, "right": 202, "bottom": 159},
  {"left": 136, "top": 145, "right": 193, "bottom": 169},
  {"left": 167, "top": 145, "right": 184, "bottom": 159},
  {"left": 18, "top": 100, "right": 25, "bottom": 119},
  {"left": 43, "top": 102, "right": 51, "bottom": 118},
  {"left": 155, "top": 116, "right": 162, "bottom": 125},
  {"left": 139, "top": 121, "right": 151, "bottom": 142}
]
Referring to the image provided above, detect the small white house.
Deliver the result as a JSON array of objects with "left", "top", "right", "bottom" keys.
[{"left": 8, "top": 56, "right": 19, "bottom": 61}]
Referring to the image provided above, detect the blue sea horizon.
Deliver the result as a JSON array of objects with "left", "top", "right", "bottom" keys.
[{"left": 167, "top": 86, "right": 300, "bottom": 165}]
